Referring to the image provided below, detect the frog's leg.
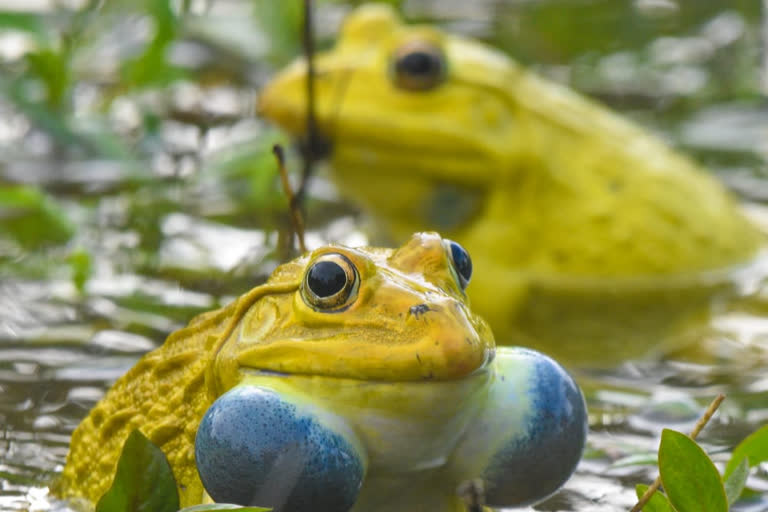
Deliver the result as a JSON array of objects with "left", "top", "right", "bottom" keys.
[
  {"left": 446, "top": 347, "right": 587, "bottom": 508},
  {"left": 194, "top": 384, "right": 367, "bottom": 512}
]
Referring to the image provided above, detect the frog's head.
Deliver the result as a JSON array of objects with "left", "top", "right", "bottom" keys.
[
  {"left": 259, "top": 5, "right": 520, "bottom": 213},
  {"left": 210, "top": 232, "right": 494, "bottom": 394}
]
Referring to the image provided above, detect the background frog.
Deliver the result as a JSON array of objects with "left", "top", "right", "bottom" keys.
[
  {"left": 259, "top": 4, "right": 765, "bottom": 365},
  {"left": 55, "top": 233, "right": 587, "bottom": 512}
]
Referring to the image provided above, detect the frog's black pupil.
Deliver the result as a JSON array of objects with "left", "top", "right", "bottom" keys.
[
  {"left": 397, "top": 51, "right": 441, "bottom": 77},
  {"left": 449, "top": 241, "right": 472, "bottom": 288},
  {"left": 307, "top": 261, "right": 347, "bottom": 298}
]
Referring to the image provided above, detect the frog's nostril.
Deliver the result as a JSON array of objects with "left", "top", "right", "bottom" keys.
[
  {"left": 408, "top": 303, "right": 431, "bottom": 318},
  {"left": 195, "top": 386, "right": 365, "bottom": 512}
]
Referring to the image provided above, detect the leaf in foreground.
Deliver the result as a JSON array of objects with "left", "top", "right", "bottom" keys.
[
  {"left": 724, "top": 456, "right": 749, "bottom": 505},
  {"left": 634, "top": 484, "right": 674, "bottom": 512},
  {"left": 95, "top": 429, "right": 179, "bottom": 512},
  {"left": 724, "top": 424, "right": 768, "bottom": 479},
  {"left": 658, "top": 429, "right": 727, "bottom": 512}
]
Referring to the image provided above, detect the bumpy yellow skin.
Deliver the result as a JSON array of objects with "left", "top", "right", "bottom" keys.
[
  {"left": 258, "top": 4, "right": 765, "bottom": 364},
  {"left": 56, "top": 233, "right": 494, "bottom": 509}
]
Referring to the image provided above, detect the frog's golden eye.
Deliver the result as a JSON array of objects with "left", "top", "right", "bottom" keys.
[
  {"left": 392, "top": 40, "right": 446, "bottom": 91},
  {"left": 302, "top": 253, "right": 359, "bottom": 311},
  {"left": 444, "top": 239, "right": 472, "bottom": 290}
]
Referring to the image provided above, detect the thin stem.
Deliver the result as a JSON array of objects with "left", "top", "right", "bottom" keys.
[
  {"left": 630, "top": 393, "right": 725, "bottom": 512},
  {"left": 298, "top": 0, "right": 318, "bottom": 202},
  {"left": 273, "top": 144, "right": 307, "bottom": 253},
  {"left": 762, "top": 0, "right": 768, "bottom": 93}
]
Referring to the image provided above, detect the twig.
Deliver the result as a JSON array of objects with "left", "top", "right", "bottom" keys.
[
  {"left": 457, "top": 479, "right": 485, "bottom": 512},
  {"left": 688, "top": 394, "right": 726, "bottom": 439},
  {"left": 763, "top": 0, "right": 768, "bottom": 93},
  {"left": 297, "top": 0, "right": 318, "bottom": 202},
  {"left": 273, "top": 144, "right": 307, "bottom": 253},
  {"left": 630, "top": 393, "right": 726, "bottom": 512}
]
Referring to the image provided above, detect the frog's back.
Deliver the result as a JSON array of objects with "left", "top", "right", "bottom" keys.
[
  {"left": 260, "top": 4, "right": 763, "bottom": 278},
  {"left": 55, "top": 306, "right": 232, "bottom": 507},
  {"left": 472, "top": 66, "right": 763, "bottom": 276}
]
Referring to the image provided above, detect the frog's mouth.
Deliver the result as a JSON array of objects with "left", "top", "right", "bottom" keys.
[{"left": 235, "top": 336, "right": 494, "bottom": 383}]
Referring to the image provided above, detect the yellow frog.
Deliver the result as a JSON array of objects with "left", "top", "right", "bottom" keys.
[
  {"left": 259, "top": 4, "right": 765, "bottom": 365},
  {"left": 56, "top": 233, "right": 587, "bottom": 512}
]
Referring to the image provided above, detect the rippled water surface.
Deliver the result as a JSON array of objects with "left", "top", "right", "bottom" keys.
[{"left": 1, "top": 1, "right": 767, "bottom": 511}]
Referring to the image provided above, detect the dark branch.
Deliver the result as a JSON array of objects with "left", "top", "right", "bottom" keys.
[{"left": 298, "top": 0, "right": 318, "bottom": 202}]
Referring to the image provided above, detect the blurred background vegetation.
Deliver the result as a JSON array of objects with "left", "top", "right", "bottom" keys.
[
  {"left": 0, "top": 0, "right": 765, "bottom": 290},
  {"left": 0, "top": 1, "right": 766, "bottom": 510}
]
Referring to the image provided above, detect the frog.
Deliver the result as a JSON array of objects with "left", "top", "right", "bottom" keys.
[
  {"left": 258, "top": 4, "right": 766, "bottom": 365},
  {"left": 55, "top": 232, "right": 587, "bottom": 512}
]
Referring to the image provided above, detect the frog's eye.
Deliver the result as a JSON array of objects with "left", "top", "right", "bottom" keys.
[
  {"left": 392, "top": 40, "right": 446, "bottom": 91},
  {"left": 444, "top": 239, "right": 472, "bottom": 290},
  {"left": 302, "top": 253, "right": 359, "bottom": 311}
]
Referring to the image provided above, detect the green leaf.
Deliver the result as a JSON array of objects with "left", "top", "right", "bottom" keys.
[
  {"left": 724, "top": 456, "right": 749, "bottom": 505},
  {"left": 179, "top": 505, "right": 271, "bottom": 511},
  {"left": 67, "top": 248, "right": 92, "bottom": 293},
  {"left": 26, "top": 48, "right": 70, "bottom": 110},
  {"left": 0, "top": 185, "right": 74, "bottom": 248},
  {"left": 658, "top": 429, "right": 728, "bottom": 512},
  {"left": 120, "top": 0, "right": 183, "bottom": 88},
  {"left": 95, "top": 430, "right": 179, "bottom": 512},
  {"left": 634, "top": 484, "right": 675, "bottom": 512},
  {"left": 724, "top": 424, "right": 768, "bottom": 479},
  {"left": 252, "top": 0, "right": 302, "bottom": 64},
  {"left": 0, "top": 12, "right": 49, "bottom": 45}
]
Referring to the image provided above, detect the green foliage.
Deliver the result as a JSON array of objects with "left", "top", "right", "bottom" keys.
[
  {"left": 658, "top": 429, "right": 728, "bottom": 512},
  {"left": 0, "top": 75, "right": 90, "bottom": 152},
  {"left": 120, "top": 0, "right": 184, "bottom": 88},
  {"left": 0, "top": 1, "right": 137, "bottom": 156},
  {"left": 96, "top": 430, "right": 179, "bottom": 512},
  {"left": 67, "top": 247, "right": 92, "bottom": 293},
  {"left": 724, "top": 424, "right": 768, "bottom": 479},
  {"left": 635, "top": 484, "right": 674, "bottom": 512},
  {"left": 0, "top": 0, "right": 185, "bottom": 157},
  {"left": 632, "top": 414, "right": 768, "bottom": 510},
  {"left": 252, "top": 0, "right": 303, "bottom": 65},
  {"left": 204, "top": 130, "right": 289, "bottom": 209},
  {"left": 0, "top": 12, "right": 50, "bottom": 45},
  {"left": 0, "top": 185, "right": 74, "bottom": 249},
  {"left": 3, "top": 2, "right": 97, "bottom": 114},
  {"left": 723, "top": 457, "right": 749, "bottom": 506},
  {"left": 25, "top": 47, "right": 71, "bottom": 111},
  {"left": 99, "top": 430, "right": 270, "bottom": 512}
]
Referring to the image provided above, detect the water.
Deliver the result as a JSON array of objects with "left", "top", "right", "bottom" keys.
[{"left": 1, "top": 1, "right": 767, "bottom": 510}]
